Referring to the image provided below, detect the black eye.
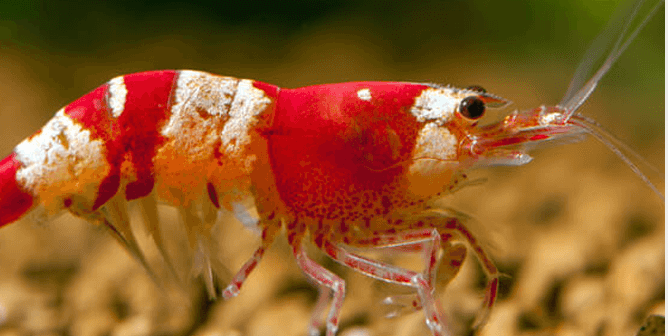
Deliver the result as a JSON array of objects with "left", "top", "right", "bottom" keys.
[
  {"left": 465, "top": 85, "right": 486, "bottom": 94},
  {"left": 459, "top": 96, "right": 485, "bottom": 119}
]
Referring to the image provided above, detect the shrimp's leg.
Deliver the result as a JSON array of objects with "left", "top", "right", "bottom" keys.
[
  {"left": 380, "top": 212, "right": 498, "bottom": 328},
  {"left": 352, "top": 214, "right": 502, "bottom": 327},
  {"left": 338, "top": 229, "right": 467, "bottom": 317},
  {"left": 308, "top": 284, "right": 333, "bottom": 334},
  {"left": 293, "top": 240, "right": 346, "bottom": 336},
  {"left": 342, "top": 228, "right": 454, "bottom": 287},
  {"left": 327, "top": 212, "right": 500, "bottom": 330},
  {"left": 178, "top": 204, "right": 217, "bottom": 298},
  {"left": 383, "top": 241, "right": 467, "bottom": 318},
  {"left": 310, "top": 231, "right": 446, "bottom": 331},
  {"left": 321, "top": 238, "right": 450, "bottom": 335},
  {"left": 422, "top": 213, "right": 499, "bottom": 328},
  {"left": 222, "top": 222, "right": 279, "bottom": 299}
]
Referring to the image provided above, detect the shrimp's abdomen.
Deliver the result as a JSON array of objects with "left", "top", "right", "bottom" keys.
[{"left": 0, "top": 70, "right": 278, "bottom": 226}]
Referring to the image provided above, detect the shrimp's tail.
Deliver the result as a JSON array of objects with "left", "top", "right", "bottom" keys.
[
  {"left": 0, "top": 153, "right": 34, "bottom": 227},
  {"left": 0, "top": 151, "right": 170, "bottom": 286}
]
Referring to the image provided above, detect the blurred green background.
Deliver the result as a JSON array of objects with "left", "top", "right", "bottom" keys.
[
  {"left": 0, "top": 1, "right": 663, "bottom": 336},
  {"left": 0, "top": 0, "right": 664, "bottom": 151}
]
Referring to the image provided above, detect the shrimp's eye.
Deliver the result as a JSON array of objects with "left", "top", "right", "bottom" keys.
[
  {"left": 459, "top": 96, "right": 486, "bottom": 119},
  {"left": 465, "top": 85, "right": 486, "bottom": 93}
]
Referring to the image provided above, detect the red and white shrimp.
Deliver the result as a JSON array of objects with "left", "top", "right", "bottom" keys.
[{"left": 0, "top": 1, "right": 663, "bottom": 336}]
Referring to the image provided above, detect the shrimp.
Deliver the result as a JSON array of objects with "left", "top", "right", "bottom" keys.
[{"left": 0, "top": 1, "right": 663, "bottom": 336}]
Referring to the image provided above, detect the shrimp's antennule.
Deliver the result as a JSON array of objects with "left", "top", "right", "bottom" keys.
[
  {"left": 561, "top": 0, "right": 663, "bottom": 115},
  {"left": 559, "top": 0, "right": 664, "bottom": 201}
]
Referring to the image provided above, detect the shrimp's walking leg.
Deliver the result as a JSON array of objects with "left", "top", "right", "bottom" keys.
[
  {"left": 293, "top": 241, "right": 346, "bottom": 336},
  {"left": 321, "top": 239, "right": 451, "bottom": 336},
  {"left": 343, "top": 228, "right": 460, "bottom": 288},
  {"left": 222, "top": 222, "right": 279, "bottom": 299},
  {"left": 352, "top": 214, "right": 502, "bottom": 327},
  {"left": 325, "top": 211, "right": 499, "bottom": 331},
  {"left": 422, "top": 213, "right": 499, "bottom": 328},
  {"left": 383, "top": 240, "right": 467, "bottom": 318},
  {"left": 371, "top": 213, "right": 499, "bottom": 327},
  {"left": 307, "top": 284, "right": 333, "bottom": 333},
  {"left": 381, "top": 213, "right": 500, "bottom": 327}
]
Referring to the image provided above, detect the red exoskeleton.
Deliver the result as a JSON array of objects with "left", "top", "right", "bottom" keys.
[{"left": 0, "top": 1, "right": 663, "bottom": 335}]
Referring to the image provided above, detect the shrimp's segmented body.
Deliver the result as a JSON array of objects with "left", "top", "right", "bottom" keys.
[
  {"left": 3, "top": 71, "right": 275, "bottom": 220},
  {"left": 0, "top": 71, "right": 524, "bottom": 334},
  {"left": 0, "top": 1, "right": 663, "bottom": 335}
]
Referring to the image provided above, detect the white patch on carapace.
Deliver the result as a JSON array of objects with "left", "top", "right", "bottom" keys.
[
  {"left": 107, "top": 76, "right": 128, "bottom": 118},
  {"left": 411, "top": 122, "right": 458, "bottom": 161},
  {"left": 14, "top": 109, "right": 109, "bottom": 212},
  {"left": 411, "top": 87, "right": 461, "bottom": 125},
  {"left": 406, "top": 122, "right": 459, "bottom": 198},
  {"left": 357, "top": 88, "right": 372, "bottom": 101}
]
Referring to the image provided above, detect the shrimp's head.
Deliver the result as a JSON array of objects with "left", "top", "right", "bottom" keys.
[
  {"left": 406, "top": 83, "right": 587, "bottom": 199},
  {"left": 457, "top": 103, "right": 585, "bottom": 169},
  {"left": 409, "top": 84, "right": 581, "bottom": 172},
  {"left": 405, "top": 85, "right": 580, "bottom": 198},
  {"left": 409, "top": 83, "right": 660, "bottom": 200}
]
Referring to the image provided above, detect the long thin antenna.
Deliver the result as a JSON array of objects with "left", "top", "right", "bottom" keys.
[
  {"left": 560, "top": 0, "right": 664, "bottom": 117},
  {"left": 556, "top": 0, "right": 664, "bottom": 201},
  {"left": 568, "top": 114, "right": 664, "bottom": 201},
  {"left": 562, "top": 0, "right": 643, "bottom": 104}
]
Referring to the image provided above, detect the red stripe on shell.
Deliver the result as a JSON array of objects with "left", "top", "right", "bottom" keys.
[
  {"left": 118, "top": 71, "right": 177, "bottom": 200},
  {"left": 63, "top": 85, "right": 120, "bottom": 209},
  {"left": 64, "top": 71, "right": 178, "bottom": 209},
  {"left": 0, "top": 153, "right": 34, "bottom": 226}
]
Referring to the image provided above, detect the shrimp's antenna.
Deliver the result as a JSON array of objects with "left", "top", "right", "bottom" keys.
[
  {"left": 562, "top": 0, "right": 642, "bottom": 104},
  {"left": 557, "top": 0, "right": 664, "bottom": 201},
  {"left": 568, "top": 113, "right": 664, "bottom": 201},
  {"left": 560, "top": 0, "right": 663, "bottom": 116}
]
